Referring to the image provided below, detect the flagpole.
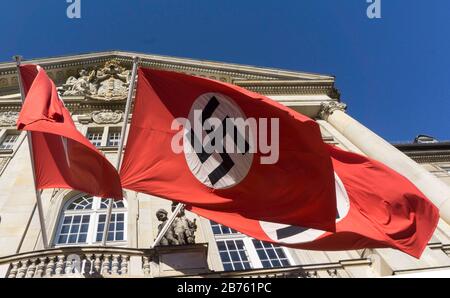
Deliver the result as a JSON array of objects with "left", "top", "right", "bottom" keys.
[
  {"left": 14, "top": 55, "right": 49, "bottom": 249},
  {"left": 102, "top": 56, "right": 140, "bottom": 246}
]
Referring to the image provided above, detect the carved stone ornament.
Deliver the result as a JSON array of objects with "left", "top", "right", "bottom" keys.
[
  {"left": 318, "top": 101, "right": 347, "bottom": 120},
  {"left": 91, "top": 110, "right": 123, "bottom": 124},
  {"left": 155, "top": 203, "right": 198, "bottom": 246},
  {"left": 59, "top": 59, "right": 131, "bottom": 101},
  {"left": 0, "top": 111, "right": 19, "bottom": 127}
]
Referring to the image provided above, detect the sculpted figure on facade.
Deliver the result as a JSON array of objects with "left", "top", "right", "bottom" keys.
[
  {"left": 59, "top": 59, "right": 131, "bottom": 101},
  {"left": 171, "top": 203, "right": 197, "bottom": 245},
  {"left": 155, "top": 209, "right": 179, "bottom": 246},
  {"left": 155, "top": 204, "right": 197, "bottom": 246},
  {"left": 62, "top": 69, "right": 97, "bottom": 96}
]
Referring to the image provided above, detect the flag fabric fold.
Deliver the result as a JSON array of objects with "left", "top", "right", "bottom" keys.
[
  {"left": 187, "top": 144, "right": 439, "bottom": 259},
  {"left": 17, "top": 64, "right": 123, "bottom": 200},
  {"left": 120, "top": 67, "right": 337, "bottom": 231}
]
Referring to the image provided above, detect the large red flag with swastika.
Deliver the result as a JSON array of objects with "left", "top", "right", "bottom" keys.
[
  {"left": 120, "top": 67, "right": 337, "bottom": 231},
  {"left": 17, "top": 64, "right": 123, "bottom": 200}
]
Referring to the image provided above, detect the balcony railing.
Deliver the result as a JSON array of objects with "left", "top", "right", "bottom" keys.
[{"left": 0, "top": 244, "right": 209, "bottom": 278}]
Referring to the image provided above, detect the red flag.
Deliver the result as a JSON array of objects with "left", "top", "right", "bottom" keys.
[
  {"left": 120, "top": 67, "right": 337, "bottom": 231},
  {"left": 17, "top": 64, "right": 123, "bottom": 200},
  {"left": 187, "top": 145, "right": 439, "bottom": 258}
]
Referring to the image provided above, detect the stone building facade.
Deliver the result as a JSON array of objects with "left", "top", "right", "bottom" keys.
[{"left": 0, "top": 51, "right": 449, "bottom": 278}]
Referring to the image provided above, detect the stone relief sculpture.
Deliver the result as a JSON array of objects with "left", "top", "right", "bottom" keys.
[
  {"left": 91, "top": 110, "right": 123, "bottom": 124},
  {"left": 155, "top": 203, "right": 197, "bottom": 246},
  {"left": 0, "top": 111, "right": 19, "bottom": 127},
  {"left": 59, "top": 59, "right": 131, "bottom": 101}
]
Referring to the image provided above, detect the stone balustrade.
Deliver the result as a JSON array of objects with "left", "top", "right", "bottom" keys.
[
  {"left": 2, "top": 247, "right": 148, "bottom": 278},
  {"left": 0, "top": 244, "right": 210, "bottom": 278}
]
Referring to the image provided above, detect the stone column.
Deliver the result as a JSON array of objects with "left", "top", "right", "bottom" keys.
[{"left": 319, "top": 101, "right": 450, "bottom": 225}]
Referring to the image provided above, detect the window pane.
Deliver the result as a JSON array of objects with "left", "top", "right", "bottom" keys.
[
  {"left": 257, "top": 249, "right": 268, "bottom": 260},
  {"left": 61, "top": 225, "right": 70, "bottom": 233},
  {"left": 234, "top": 263, "right": 243, "bottom": 271},
  {"left": 222, "top": 227, "right": 231, "bottom": 234},
  {"left": 220, "top": 252, "right": 230, "bottom": 262},
  {"left": 226, "top": 241, "right": 236, "bottom": 250},
  {"left": 267, "top": 250, "right": 277, "bottom": 259},
  {"left": 223, "top": 263, "right": 233, "bottom": 271},
  {"left": 117, "top": 222, "right": 124, "bottom": 231},
  {"left": 78, "top": 233, "right": 87, "bottom": 243},
  {"left": 212, "top": 226, "right": 221, "bottom": 235},
  {"left": 236, "top": 241, "right": 244, "bottom": 249},
  {"left": 271, "top": 260, "right": 281, "bottom": 268},
  {"left": 253, "top": 240, "right": 262, "bottom": 249},
  {"left": 58, "top": 235, "right": 67, "bottom": 244},
  {"left": 275, "top": 248, "right": 287, "bottom": 258},
  {"left": 98, "top": 215, "right": 106, "bottom": 223},
  {"left": 230, "top": 251, "right": 240, "bottom": 261},
  {"left": 70, "top": 225, "right": 80, "bottom": 233},
  {"left": 217, "top": 241, "right": 226, "bottom": 250},
  {"left": 97, "top": 223, "right": 105, "bottom": 233},
  {"left": 80, "top": 224, "right": 89, "bottom": 233}
]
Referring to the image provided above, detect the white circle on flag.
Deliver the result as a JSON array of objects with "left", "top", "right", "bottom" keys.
[
  {"left": 259, "top": 173, "right": 350, "bottom": 244},
  {"left": 183, "top": 93, "right": 254, "bottom": 189}
]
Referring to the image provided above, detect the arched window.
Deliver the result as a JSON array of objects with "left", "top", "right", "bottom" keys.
[{"left": 55, "top": 195, "right": 127, "bottom": 246}]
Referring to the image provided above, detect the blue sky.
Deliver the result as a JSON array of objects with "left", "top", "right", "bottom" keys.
[{"left": 1, "top": 0, "right": 449, "bottom": 142}]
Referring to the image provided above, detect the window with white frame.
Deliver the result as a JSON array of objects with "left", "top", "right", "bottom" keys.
[
  {"left": 55, "top": 195, "right": 127, "bottom": 246},
  {"left": 216, "top": 239, "right": 252, "bottom": 271},
  {"left": 86, "top": 128, "right": 104, "bottom": 147},
  {"left": 0, "top": 132, "right": 19, "bottom": 150},
  {"left": 107, "top": 129, "right": 121, "bottom": 147},
  {"left": 251, "top": 239, "right": 291, "bottom": 268},
  {"left": 210, "top": 221, "right": 294, "bottom": 271}
]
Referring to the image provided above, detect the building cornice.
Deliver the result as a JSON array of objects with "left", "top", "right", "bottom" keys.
[{"left": 0, "top": 51, "right": 338, "bottom": 99}]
